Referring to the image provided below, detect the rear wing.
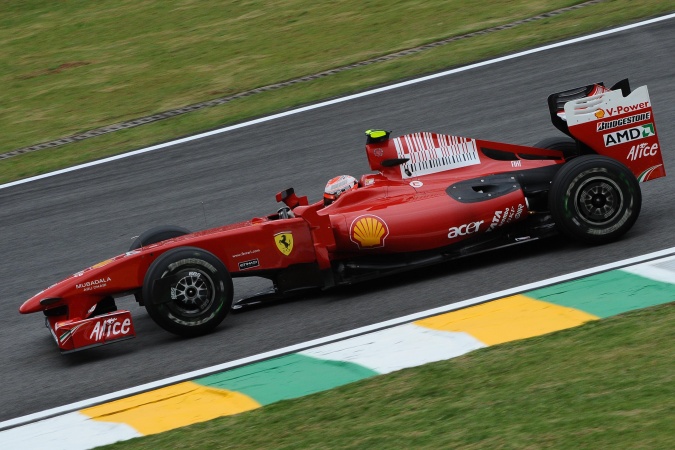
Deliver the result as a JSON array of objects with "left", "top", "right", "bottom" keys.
[{"left": 548, "top": 79, "right": 665, "bottom": 182}]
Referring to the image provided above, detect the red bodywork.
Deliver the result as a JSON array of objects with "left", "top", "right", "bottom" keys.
[{"left": 20, "top": 80, "right": 665, "bottom": 352}]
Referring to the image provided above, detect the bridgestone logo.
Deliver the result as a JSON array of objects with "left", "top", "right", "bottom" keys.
[
  {"left": 168, "top": 258, "right": 217, "bottom": 273},
  {"left": 596, "top": 112, "right": 651, "bottom": 132}
]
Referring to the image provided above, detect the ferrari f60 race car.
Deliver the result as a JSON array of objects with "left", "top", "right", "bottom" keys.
[{"left": 20, "top": 79, "right": 665, "bottom": 353}]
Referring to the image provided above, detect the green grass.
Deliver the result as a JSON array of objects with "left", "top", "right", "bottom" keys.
[
  {"left": 5, "top": 4, "right": 673, "bottom": 446},
  {"left": 1, "top": 0, "right": 673, "bottom": 184},
  {"left": 100, "top": 303, "right": 675, "bottom": 449}
]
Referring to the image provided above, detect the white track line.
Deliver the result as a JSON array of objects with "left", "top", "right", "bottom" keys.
[
  {"left": 2, "top": 245, "right": 674, "bottom": 431},
  {"left": 3, "top": 13, "right": 675, "bottom": 431},
  {"left": 1, "top": 13, "right": 674, "bottom": 192}
]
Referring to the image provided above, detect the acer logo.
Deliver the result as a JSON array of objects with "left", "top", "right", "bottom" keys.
[
  {"left": 89, "top": 318, "right": 132, "bottom": 341},
  {"left": 604, "top": 123, "right": 655, "bottom": 147},
  {"left": 603, "top": 101, "right": 650, "bottom": 117},
  {"left": 448, "top": 220, "right": 483, "bottom": 239},
  {"left": 627, "top": 143, "right": 659, "bottom": 161}
]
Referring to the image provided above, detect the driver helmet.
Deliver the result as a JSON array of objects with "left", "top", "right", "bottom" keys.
[{"left": 324, "top": 175, "right": 358, "bottom": 206}]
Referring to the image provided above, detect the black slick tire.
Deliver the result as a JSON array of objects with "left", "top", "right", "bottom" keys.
[
  {"left": 549, "top": 155, "right": 641, "bottom": 244},
  {"left": 129, "top": 225, "right": 191, "bottom": 305},
  {"left": 129, "top": 225, "right": 191, "bottom": 251},
  {"left": 533, "top": 137, "right": 578, "bottom": 159},
  {"left": 142, "top": 247, "right": 233, "bottom": 336}
]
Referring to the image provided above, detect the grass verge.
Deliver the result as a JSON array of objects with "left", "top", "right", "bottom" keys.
[
  {"left": 100, "top": 303, "right": 675, "bottom": 449},
  {"left": 1, "top": 1, "right": 673, "bottom": 184}
]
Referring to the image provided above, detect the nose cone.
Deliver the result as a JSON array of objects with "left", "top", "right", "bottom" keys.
[{"left": 20, "top": 292, "right": 50, "bottom": 314}]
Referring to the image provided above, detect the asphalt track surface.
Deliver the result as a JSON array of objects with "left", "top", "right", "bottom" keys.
[{"left": 1, "top": 18, "right": 673, "bottom": 423}]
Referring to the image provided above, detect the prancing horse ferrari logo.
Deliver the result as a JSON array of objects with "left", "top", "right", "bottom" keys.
[{"left": 274, "top": 232, "right": 294, "bottom": 256}]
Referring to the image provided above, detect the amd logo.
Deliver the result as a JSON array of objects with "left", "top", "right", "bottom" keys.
[{"left": 604, "top": 123, "right": 655, "bottom": 147}]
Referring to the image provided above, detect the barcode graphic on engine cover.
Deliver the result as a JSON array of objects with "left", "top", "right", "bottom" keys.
[{"left": 393, "top": 133, "right": 479, "bottom": 178}]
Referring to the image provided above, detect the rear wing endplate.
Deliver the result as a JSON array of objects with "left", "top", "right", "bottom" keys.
[{"left": 548, "top": 79, "right": 665, "bottom": 182}]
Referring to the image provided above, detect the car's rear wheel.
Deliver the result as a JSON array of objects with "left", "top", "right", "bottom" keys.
[
  {"left": 129, "top": 225, "right": 191, "bottom": 305},
  {"left": 549, "top": 155, "right": 641, "bottom": 244},
  {"left": 142, "top": 247, "right": 233, "bottom": 336},
  {"left": 533, "top": 137, "right": 578, "bottom": 159}
]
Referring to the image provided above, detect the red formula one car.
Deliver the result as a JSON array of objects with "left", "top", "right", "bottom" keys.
[{"left": 20, "top": 79, "right": 665, "bottom": 352}]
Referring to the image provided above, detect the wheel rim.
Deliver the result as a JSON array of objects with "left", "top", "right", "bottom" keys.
[
  {"left": 168, "top": 269, "right": 216, "bottom": 317},
  {"left": 574, "top": 176, "right": 623, "bottom": 226}
]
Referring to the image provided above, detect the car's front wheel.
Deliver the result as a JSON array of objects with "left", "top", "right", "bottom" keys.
[
  {"left": 142, "top": 247, "right": 233, "bottom": 336},
  {"left": 549, "top": 155, "right": 641, "bottom": 244},
  {"left": 129, "top": 225, "right": 191, "bottom": 305},
  {"left": 129, "top": 225, "right": 191, "bottom": 251}
]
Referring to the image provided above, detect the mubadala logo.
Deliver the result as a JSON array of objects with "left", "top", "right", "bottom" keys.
[
  {"left": 604, "top": 123, "right": 655, "bottom": 147},
  {"left": 448, "top": 220, "right": 483, "bottom": 239},
  {"left": 76, "top": 277, "right": 111, "bottom": 290}
]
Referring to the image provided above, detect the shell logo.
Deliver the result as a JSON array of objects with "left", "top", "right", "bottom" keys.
[
  {"left": 350, "top": 215, "right": 389, "bottom": 249},
  {"left": 595, "top": 109, "right": 605, "bottom": 119}
]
